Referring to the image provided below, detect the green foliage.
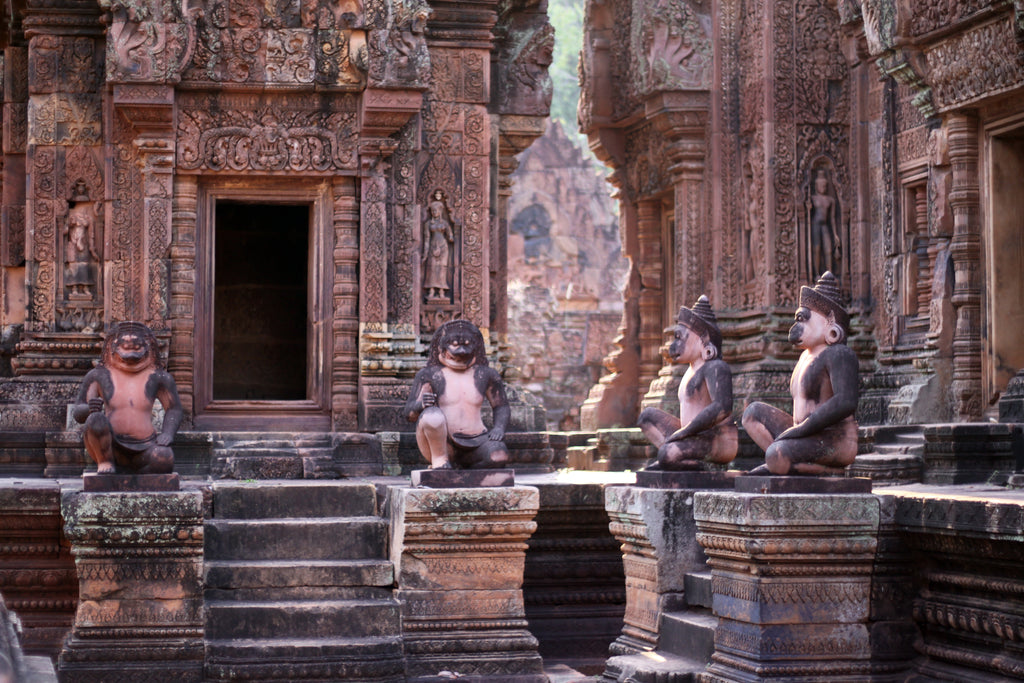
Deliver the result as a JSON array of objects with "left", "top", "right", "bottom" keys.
[{"left": 547, "top": 0, "right": 584, "bottom": 132}]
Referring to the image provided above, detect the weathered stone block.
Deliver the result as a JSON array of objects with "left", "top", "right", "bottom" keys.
[
  {"left": 605, "top": 485, "right": 711, "bottom": 655},
  {"left": 694, "top": 492, "right": 880, "bottom": 681},
  {"left": 390, "top": 485, "right": 544, "bottom": 681},
  {"left": 412, "top": 468, "right": 515, "bottom": 488},
  {"left": 58, "top": 489, "right": 204, "bottom": 682},
  {"left": 922, "top": 423, "right": 1017, "bottom": 484},
  {"left": 0, "top": 478, "right": 76, "bottom": 657}
]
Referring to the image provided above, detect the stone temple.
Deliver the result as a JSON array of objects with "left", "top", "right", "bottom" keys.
[{"left": 0, "top": 0, "right": 1022, "bottom": 681}]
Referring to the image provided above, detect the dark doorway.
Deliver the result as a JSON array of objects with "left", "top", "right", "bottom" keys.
[{"left": 213, "top": 202, "right": 309, "bottom": 400}]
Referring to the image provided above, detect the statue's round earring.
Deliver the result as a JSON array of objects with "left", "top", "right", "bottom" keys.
[
  {"left": 702, "top": 343, "right": 718, "bottom": 361},
  {"left": 825, "top": 323, "right": 843, "bottom": 345}
]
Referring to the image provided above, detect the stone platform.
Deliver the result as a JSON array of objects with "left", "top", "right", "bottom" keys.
[{"left": 411, "top": 468, "right": 515, "bottom": 487}]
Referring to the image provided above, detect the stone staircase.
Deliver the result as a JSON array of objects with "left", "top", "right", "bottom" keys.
[
  {"left": 602, "top": 571, "right": 716, "bottom": 682},
  {"left": 850, "top": 426, "right": 925, "bottom": 484},
  {"left": 209, "top": 432, "right": 383, "bottom": 479},
  {"left": 203, "top": 481, "right": 404, "bottom": 681}
]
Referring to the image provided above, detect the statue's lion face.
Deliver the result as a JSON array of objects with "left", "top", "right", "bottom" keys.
[
  {"left": 429, "top": 320, "right": 487, "bottom": 370},
  {"left": 103, "top": 323, "right": 159, "bottom": 372}
]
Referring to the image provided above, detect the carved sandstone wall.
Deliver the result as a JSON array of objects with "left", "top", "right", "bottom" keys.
[
  {"left": 0, "top": 0, "right": 554, "bottom": 434},
  {"left": 578, "top": 0, "right": 1024, "bottom": 428}
]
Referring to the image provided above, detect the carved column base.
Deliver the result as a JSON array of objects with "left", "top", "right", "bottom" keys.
[
  {"left": 605, "top": 485, "right": 714, "bottom": 656},
  {"left": 57, "top": 490, "right": 204, "bottom": 683},
  {"left": 694, "top": 492, "right": 880, "bottom": 682},
  {"left": 390, "top": 485, "right": 544, "bottom": 681}
]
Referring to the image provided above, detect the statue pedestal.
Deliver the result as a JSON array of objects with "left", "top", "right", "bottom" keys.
[
  {"left": 604, "top": 485, "right": 716, "bottom": 655},
  {"left": 390, "top": 485, "right": 544, "bottom": 681},
  {"left": 694, "top": 491, "right": 880, "bottom": 681},
  {"left": 57, "top": 489, "right": 204, "bottom": 682}
]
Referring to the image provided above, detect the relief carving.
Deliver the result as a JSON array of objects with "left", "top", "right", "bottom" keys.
[
  {"left": 99, "top": 0, "right": 199, "bottom": 83},
  {"left": 803, "top": 165, "right": 842, "bottom": 281},
  {"left": 497, "top": 16, "right": 554, "bottom": 117},
  {"left": 635, "top": 0, "right": 712, "bottom": 94},
  {"left": 366, "top": 0, "right": 430, "bottom": 88},
  {"left": 926, "top": 18, "right": 1024, "bottom": 112},
  {"left": 63, "top": 207, "right": 99, "bottom": 301},
  {"left": 28, "top": 95, "right": 103, "bottom": 146},
  {"left": 423, "top": 189, "right": 455, "bottom": 303},
  {"left": 177, "top": 0, "right": 365, "bottom": 85},
  {"left": 176, "top": 93, "right": 358, "bottom": 172}
]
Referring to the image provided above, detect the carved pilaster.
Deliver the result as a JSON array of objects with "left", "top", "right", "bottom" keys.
[
  {"left": 169, "top": 175, "right": 197, "bottom": 421},
  {"left": 112, "top": 84, "right": 174, "bottom": 329},
  {"left": 332, "top": 177, "right": 360, "bottom": 431},
  {"left": 946, "top": 114, "right": 982, "bottom": 420},
  {"left": 636, "top": 198, "right": 664, "bottom": 405}
]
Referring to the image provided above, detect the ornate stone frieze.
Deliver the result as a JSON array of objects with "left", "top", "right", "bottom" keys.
[
  {"left": 926, "top": 17, "right": 1024, "bottom": 113},
  {"left": 909, "top": 0, "right": 994, "bottom": 37},
  {"left": 176, "top": 92, "right": 359, "bottom": 173}
]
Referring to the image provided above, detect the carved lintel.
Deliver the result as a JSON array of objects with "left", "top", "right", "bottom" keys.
[{"left": 361, "top": 87, "right": 423, "bottom": 138}]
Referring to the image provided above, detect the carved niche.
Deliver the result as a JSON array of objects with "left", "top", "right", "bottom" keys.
[{"left": 58, "top": 146, "right": 104, "bottom": 333}]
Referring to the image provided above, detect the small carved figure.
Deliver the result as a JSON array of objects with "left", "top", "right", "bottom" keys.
[
  {"left": 638, "top": 296, "right": 738, "bottom": 470},
  {"left": 807, "top": 168, "right": 840, "bottom": 278},
  {"left": 405, "top": 320, "right": 510, "bottom": 469},
  {"left": 423, "top": 190, "right": 454, "bottom": 301},
  {"left": 64, "top": 208, "right": 97, "bottom": 298},
  {"left": 72, "top": 322, "right": 183, "bottom": 474},
  {"left": 743, "top": 272, "right": 859, "bottom": 475}
]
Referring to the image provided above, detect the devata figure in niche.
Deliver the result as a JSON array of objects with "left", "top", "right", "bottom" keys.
[
  {"left": 423, "top": 190, "right": 454, "bottom": 301},
  {"left": 72, "top": 322, "right": 183, "bottom": 474},
  {"left": 638, "top": 296, "right": 738, "bottom": 470},
  {"left": 743, "top": 272, "right": 858, "bottom": 475},
  {"left": 64, "top": 207, "right": 98, "bottom": 299},
  {"left": 405, "top": 320, "right": 510, "bottom": 469},
  {"left": 806, "top": 168, "right": 841, "bottom": 279}
]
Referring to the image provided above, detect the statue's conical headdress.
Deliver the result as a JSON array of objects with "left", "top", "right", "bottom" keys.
[
  {"left": 677, "top": 295, "right": 722, "bottom": 351},
  {"left": 799, "top": 271, "right": 849, "bottom": 333}
]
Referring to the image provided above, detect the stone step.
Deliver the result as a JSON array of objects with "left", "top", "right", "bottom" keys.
[
  {"left": 204, "top": 636, "right": 405, "bottom": 681},
  {"left": 211, "top": 481, "right": 379, "bottom": 519},
  {"left": 659, "top": 609, "right": 717, "bottom": 662},
  {"left": 204, "top": 518, "right": 387, "bottom": 561},
  {"left": 602, "top": 650, "right": 707, "bottom": 682},
  {"left": 205, "top": 559, "right": 394, "bottom": 590},
  {"left": 684, "top": 571, "right": 712, "bottom": 609},
  {"left": 206, "top": 599, "right": 400, "bottom": 640}
]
